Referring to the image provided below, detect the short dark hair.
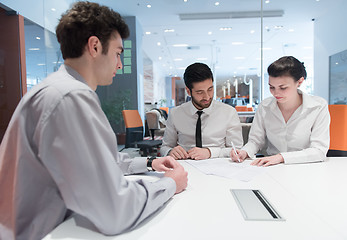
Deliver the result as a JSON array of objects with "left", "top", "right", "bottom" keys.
[
  {"left": 267, "top": 56, "right": 307, "bottom": 81},
  {"left": 56, "top": 1, "right": 129, "bottom": 59},
  {"left": 183, "top": 63, "right": 214, "bottom": 90}
]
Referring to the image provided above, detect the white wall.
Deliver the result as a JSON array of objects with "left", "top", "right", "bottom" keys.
[
  {"left": 152, "top": 62, "right": 167, "bottom": 105},
  {"left": 314, "top": 1, "right": 347, "bottom": 101}
]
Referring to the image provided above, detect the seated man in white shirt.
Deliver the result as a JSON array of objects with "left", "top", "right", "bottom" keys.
[
  {"left": 160, "top": 63, "right": 243, "bottom": 160},
  {"left": 0, "top": 2, "right": 187, "bottom": 240}
]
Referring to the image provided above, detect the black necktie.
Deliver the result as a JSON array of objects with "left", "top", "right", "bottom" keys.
[{"left": 195, "top": 111, "right": 203, "bottom": 148}]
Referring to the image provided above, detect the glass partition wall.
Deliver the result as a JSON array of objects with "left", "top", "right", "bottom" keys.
[{"left": 3, "top": 0, "right": 345, "bottom": 107}]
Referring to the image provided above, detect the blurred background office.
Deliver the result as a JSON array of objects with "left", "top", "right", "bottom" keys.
[{"left": 0, "top": 0, "right": 347, "bottom": 150}]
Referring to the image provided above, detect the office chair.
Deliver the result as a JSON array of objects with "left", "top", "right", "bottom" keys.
[
  {"left": 145, "top": 109, "right": 166, "bottom": 140},
  {"left": 327, "top": 105, "right": 347, "bottom": 156},
  {"left": 122, "top": 110, "right": 162, "bottom": 156}
]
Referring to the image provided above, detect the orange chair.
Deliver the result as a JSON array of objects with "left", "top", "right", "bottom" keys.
[
  {"left": 328, "top": 105, "right": 347, "bottom": 156},
  {"left": 122, "top": 110, "right": 162, "bottom": 155},
  {"left": 235, "top": 106, "right": 248, "bottom": 112},
  {"left": 159, "top": 107, "right": 169, "bottom": 115}
]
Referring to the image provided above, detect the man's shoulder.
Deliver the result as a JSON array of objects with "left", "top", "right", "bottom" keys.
[
  {"left": 170, "top": 101, "right": 190, "bottom": 113},
  {"left": 45, "top": 70, "right": 92, "bottom": 94},
  {"left": 22, "top": 70, "right": 96, "bottom": 114},
  {"left": 28, "top": 70, "right": 93, "bottom": 102}
]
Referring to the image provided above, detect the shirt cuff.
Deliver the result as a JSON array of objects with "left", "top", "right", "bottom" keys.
[
  {"left": 158, "top": 177, "right": 176, "bottom": 197},
  {"left": 241, "top": 145, "right": 256, "bottom": 159},
  {"left": 161, "top": 147, "right": 172, "bottom": 157},
  {"left": 130, "top": 157, "right": 148, "bottom": 174},
  {"left": 207, "top": 147, "right": 221, "bottom": 158}
]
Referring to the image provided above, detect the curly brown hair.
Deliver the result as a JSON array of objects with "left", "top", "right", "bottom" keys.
[{"left": 56, "top": 1, "right": 129, "bottom": 59}]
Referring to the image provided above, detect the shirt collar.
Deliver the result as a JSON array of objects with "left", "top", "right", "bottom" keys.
[
  {"left": 188, "top": 100, "right": 214, "bottom": 116},
  {"left": 60, "top": 64, "right": 88, "bottom": 86},
  {"left": 262, "top": 89, "right": 321, "bottom": 111}
]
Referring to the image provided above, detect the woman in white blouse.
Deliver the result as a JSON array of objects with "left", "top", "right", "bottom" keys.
[{"left": 231, "top": 56, "right": 330, "bottom": 166}]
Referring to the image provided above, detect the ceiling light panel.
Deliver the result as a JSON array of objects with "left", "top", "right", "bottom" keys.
[{"left": 179, "top": 10, "right": 284, "bottom": 20}]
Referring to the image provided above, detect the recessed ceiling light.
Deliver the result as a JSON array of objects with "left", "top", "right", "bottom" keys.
[
  {"left": 232, "top": 42, "right": 244, "bottom": 45},
  {"left": 265, "top": 0, "right": 270, "bottom": 3},
  {"left": 274, "top": 25, "right": 283, "bottom": 29},
  {"left": 208, "top": 31, "right": 212, "bottom": 35},
  {"left": 174, "top": 58, "right": 183, "bottom": 61},
  {"left": 288, "top": 29, "right": 295, "bottom": 32},
  {"left": 173, "top": 44, "right": 189, "bottom": 47},
  {"left": 220, "top": 27, "right": 232, "bottom": 31},
  {"left": 51, "top": 8, "right": 56, "bottom": 11},
  {"left": 37, "top": 63, "right": 46, "bottom": 66},
  {"left": 184, "top": 0, "right": 188, "bottom": 2},
  {"left": 158, "top": 56, "right": 162, "bottom": 60},
  {"left": 157, "top": 42, "right": 161, "bottom": 46},
  {"left": 215, "top": 2, "right": 220, "bottom": 6},
  {"left": 250, "top": 30, "right": 255, "bottom": 34},
  {"left": 36, "top": 37, "right": 41, "bottom": 40},
  {"left": 145, "top": 31, "right": 151, "bottom": 35},
  {"left": 28, "top": 48, "right": 40, "bottom": 51},
  {"left": 147, "top": 4, "right": 152, "bottom": 8},
  {"left": 164, "top": 29, "right": 175, "bottom": 33},
  {"left": 335, "top": 62, "right": 339, "bottom": 65}
]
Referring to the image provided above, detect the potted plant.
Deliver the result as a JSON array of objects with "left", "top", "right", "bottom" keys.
[{"left": 101, "top": 89, "right": 132, "bottom": 145}]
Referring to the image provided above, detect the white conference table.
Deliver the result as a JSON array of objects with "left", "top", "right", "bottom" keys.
[{"left": 44, "top": 157, "right": 347, "bottom": 240}]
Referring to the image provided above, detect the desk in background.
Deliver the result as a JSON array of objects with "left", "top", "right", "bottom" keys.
[{"left": 44, "top": 158, "right": 347, "bottom": 240}]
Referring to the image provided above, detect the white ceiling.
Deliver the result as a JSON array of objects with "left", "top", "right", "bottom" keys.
[
  {"left": 20, "top": 0, "right": 344, "bottom": 87},
  {"left": 94, "top": 0, "right": 343, "bottom": 85}
]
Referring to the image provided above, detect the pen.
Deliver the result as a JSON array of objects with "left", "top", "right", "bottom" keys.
[{"left": 231, "top": 141, "right": 241, "bottom": 162}]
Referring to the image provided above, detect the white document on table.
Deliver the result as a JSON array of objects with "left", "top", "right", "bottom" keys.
[{"left": 185, "top": 158, "right": 265, "bottom": 182}]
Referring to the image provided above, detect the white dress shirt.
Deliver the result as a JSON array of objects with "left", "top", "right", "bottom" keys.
[
  {"left": 0, "top": 65, "right": 176, "bottom": 240},
  {"left": 160, "top": 100, "right": 243, "bottom": 158},
  {"left": 242, "top": 90, "right": 330, "bottom": 164}
]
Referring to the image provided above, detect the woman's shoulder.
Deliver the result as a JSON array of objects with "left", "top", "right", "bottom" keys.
[{"left": 303, "top": 92, "right": 328, "bottom": 108}]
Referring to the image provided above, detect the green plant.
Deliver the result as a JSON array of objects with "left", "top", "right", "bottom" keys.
[
  {"left": 158, "top": 98, "right": 167, "bottom": 107},
  {"left": 101, "top": 89, "right": 132, "bottom": 133}
]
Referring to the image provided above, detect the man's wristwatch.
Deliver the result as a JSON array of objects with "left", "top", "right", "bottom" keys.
[{"left": 147, "top": 156, "right": 156, "bottom": 171}]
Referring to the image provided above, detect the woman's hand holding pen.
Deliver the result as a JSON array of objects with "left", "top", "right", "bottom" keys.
[{"left": 230, "top": 149, "right": 248, "bottom": 162}]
